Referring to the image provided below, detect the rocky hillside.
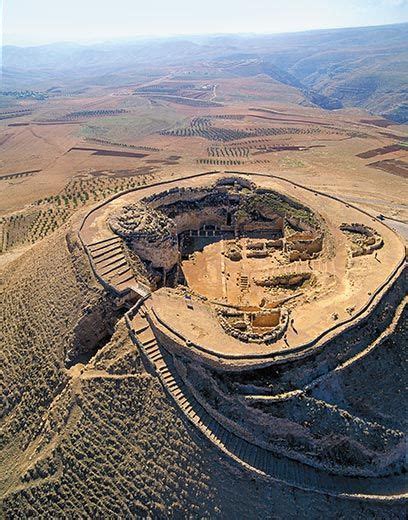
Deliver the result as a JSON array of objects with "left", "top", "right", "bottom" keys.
[
  {"left": 1, "top": 215, "right": 406, "bottom": 517},
  {"left": 2, "top": 23, "right": 407, "bottom": 121}
]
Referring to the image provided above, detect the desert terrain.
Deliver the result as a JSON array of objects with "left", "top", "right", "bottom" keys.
[
  {"left": 1, "top": 24, "right": 407, "bottom": 518},
  {"left": 1, "top": 73, "right": 407, "bottom": 269}
]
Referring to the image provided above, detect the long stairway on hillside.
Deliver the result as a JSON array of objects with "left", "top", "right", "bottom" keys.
[
  {"left": 87, "top": 236, "right": 137, "bottom": 294},
  {"left": 128, "top": 306, "right": 407, "bottom": 500}
]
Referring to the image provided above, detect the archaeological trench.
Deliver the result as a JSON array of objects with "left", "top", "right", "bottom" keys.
[{"left": 77, "top": 171, "right": 407, "bottom": 500}]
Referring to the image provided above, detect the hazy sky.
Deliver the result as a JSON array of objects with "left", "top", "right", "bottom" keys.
[{"left": 2, "top": 0, "right": 408, "bottom": 46}]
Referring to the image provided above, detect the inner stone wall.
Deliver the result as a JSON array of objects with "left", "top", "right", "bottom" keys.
[{"left": 111, "top": 181, "right": 318, "bottom": 273}]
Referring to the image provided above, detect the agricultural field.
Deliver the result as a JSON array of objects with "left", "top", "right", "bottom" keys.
[
  {"left": 1, "top": 82, "right": 406, "bottom": 261},
  {"left": 1, "top": 23, "right": 408, "bottom": 518},
  {"left": 80, "top": 105, "right": 188, "bottom": 142}
]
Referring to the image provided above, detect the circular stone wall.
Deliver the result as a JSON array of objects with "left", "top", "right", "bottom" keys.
[
  {"left": 109, "top": 177, "right": 328, "bottom": 344},
  {"left": 80, "top": 171, "right": 405, "bottom": 369}
]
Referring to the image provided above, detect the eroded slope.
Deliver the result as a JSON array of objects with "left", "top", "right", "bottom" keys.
[{"left": 1, "top": 220, "right": 406, "bottom": 517}]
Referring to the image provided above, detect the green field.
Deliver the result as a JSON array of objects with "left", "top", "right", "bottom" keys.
[{"left": 80, "top": 105, "right": 188, "bottom": 142}]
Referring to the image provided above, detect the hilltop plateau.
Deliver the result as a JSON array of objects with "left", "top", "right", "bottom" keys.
[{"left": 1, "top": 22, "right": 407, "bottom": 518}]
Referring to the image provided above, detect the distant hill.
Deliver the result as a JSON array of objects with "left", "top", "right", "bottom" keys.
[{"left": 2, "top": 23, "right": 407, "bottom": 122}]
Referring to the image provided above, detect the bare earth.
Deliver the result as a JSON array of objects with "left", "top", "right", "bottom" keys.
[{"left": 1, "top": 69, "right": 407, "bottom": 517}]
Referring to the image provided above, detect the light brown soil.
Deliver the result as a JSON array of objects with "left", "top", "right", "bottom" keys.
[{"left": 1, "top": 75, "right": 408, "bottom": 516}]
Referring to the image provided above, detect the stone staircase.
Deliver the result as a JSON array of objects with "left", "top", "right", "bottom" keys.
[
  {"left": 240, "top": 274, "right": 249, "bottom": 291},
  {"left": 127, "top": 305, "right": 407, "bottom": 500},
  {"left": 87, "top": 236, "right": 137, "bottom": 293}
]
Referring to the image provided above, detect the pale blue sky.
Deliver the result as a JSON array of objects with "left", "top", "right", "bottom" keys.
[{"left": 2, "top": 0, "right": 408, "bottom": 46}]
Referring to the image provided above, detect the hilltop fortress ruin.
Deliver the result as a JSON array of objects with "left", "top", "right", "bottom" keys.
[
  {"left": 78, "top": 171, "right": 407, "bottom": 499},
  {"left": 108, "top": 177, "right": 324, "bottom": 345}
]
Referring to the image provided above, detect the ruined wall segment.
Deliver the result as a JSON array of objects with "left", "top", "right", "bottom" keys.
[
  {"left": 109, "top": 203, "right": 179, "bottom": 271},
  {"left": 77, "top": 171, "right": 406, "bottom": 498}
]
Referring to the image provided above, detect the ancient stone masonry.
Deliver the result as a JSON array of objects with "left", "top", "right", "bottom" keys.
[
  {"left": 340, "top": 223, "right": 384, "bottom": 257},
  {"left": 107, "top": 177, "right": 327, "bottom": 342},
  {"left": 254, "top": 272, "right": 313, "bottom": 289},
  {"left": 217, "top": 306, "right": 289, "bottom": 344},
  {"left": 224, "top": 241, "right": 243, "bottom": 261},
  {"left": 79, "top": 171, "right": 406, "bottom": 498},
  {"left": 109, "top": 203, "right": 178, "bottom": 271},
  {"left": 285, "top": 231, "right": 323, "bottom": 262}
]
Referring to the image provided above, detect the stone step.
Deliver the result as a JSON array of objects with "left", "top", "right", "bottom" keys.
[
  {"left": 224, "top": 431, "right": 234, "bottom": 451},
  {"left": 91, "top": 243, "right": 122, "bottom": 260},
  {"left": 163, "top": 378, "right": 175, "bottom": 390},
  {"left": 145, "top": 344, "right": 160, "bottom": 355},
  {"left": 89, "top": 242, "right": 122, "bottom": 255},
  {"left": 236, "top": 440, "right": 247, "bottom": 460},
  {"left": 168, "top": 381, "right": 179, "bottom": 391},
  {"left": 94, "top": 249, "right": 123, "bottom": 265},
  {"left": 190, "top": 410, "right": 199, "bottom": 421},
  {"left": 116, "top": 278, "right": 135, "bottom": 290},
  {"left": 205, "top": 426, "right": 214, "bottom": 438},
  {"left": 142, "top": 336, "right": 157, "bottom": 347},
  {"left": 184, "top": 403, "right": 193, "bottom": 414},
  {"left": 180, "top": 399, "right": 191, "bottom": 411},
  {"left": 257, "top": 450, "right": 267, "bottom": 473},
  {"left": 97, "top": 254, "right": 126, "bottom": 270},
  {"left": 217, "top": 425, "right": 228, "bottom": 445},
  {"left": 110, "top": 266, "right": 131, "bottom": 279},
  {"left": 88, "top": 237, "right": 120, "bottom": 250},
  {"left": 88, "top": 235, "right": 121, "bottom": 247},
  {"left": 88, "top": 237, "right": 121, "bottom": 252},
  {"left": 142, "top": 343, "right": 159, "bottom": 361},
  {"left": 164, "top": 372, "right": 176, "bottom": 383},
  {"left": 100, "top": 261, "right": 127, "bottom": 277},
  {"left": 146, "top": 339, "right": 158, "bottom": 350},
  {"left": 196, "top": 416, "right": 204, "bottom": 428},
  {"left": 241, "top": 440, "right": 252, "bottom": 462},
  {"left": 252, "top": 446, "right": 261, "bottom": 469},
  {"left": 139, "top": 329, "right": 156, "bottom": 343},
  {"left": 229, "top": 434, "right": 239, "bottom": 454},
  {"left": 176, "top": 394, "right": 187, "bottom": 405},
  {"left": 155, "top": 359, "right": 166, "bottom": 371},
  {"left": 245, "top": 444, "right": 258, "bottom": 467},
  {"left": 134, "top": 323, "right": 149, "bottom": 335},
  {"left": 165, "top": 381, "right": 176, "bottom": 391},
  {"left": 115, "top": 274, "right": 135, "bottom": 286},
  {"left": 132, "top": 314, "right": 147, "bottom": 326},
  {"left": 207, "top": 420, "right": 218, "bottom": 439},
  {"left": 151, "top": 352, "right": 162, "bottom": 363},
  {"left": 263, "top": 451, "right": 273, "bottom": 474},
  {"left": 89, "top": 237, "right": 120, "bottom": 249},
  {"left": 109, "top": 269, "right": 131, "bottom": 284},
  {"left": 282, "top": 457, "right": 293, "bottom": 481},
  {"left": 222, "top": 428, "right": 232, "bottom": 447}
]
